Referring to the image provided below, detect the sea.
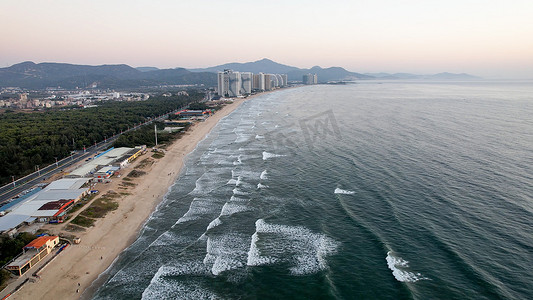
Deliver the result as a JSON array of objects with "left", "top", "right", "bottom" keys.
[{"left": 91, "top": 81, "right": 533, "bottom": 299}]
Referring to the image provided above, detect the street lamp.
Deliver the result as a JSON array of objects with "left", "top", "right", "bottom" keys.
[
  {"left": 12, "top": 175, "right": 15, "bottom": 188},
  {"left": 55, "top": 157, "right": 58, "bottom": 168}
]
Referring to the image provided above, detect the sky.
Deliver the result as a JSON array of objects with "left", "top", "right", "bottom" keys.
[{"left": 1, "top": 0, "right": 532, "bottom": 78}]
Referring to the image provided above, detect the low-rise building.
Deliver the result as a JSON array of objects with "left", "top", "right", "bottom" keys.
[{"left": 5, "top": 236, "right": 59, "bottom": 276}]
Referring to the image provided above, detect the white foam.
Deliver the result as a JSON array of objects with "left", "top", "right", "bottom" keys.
[
  {"left": 141, "top": 264, "right": 214, "bottom": 299},
  {"left": 149, "top": 231, "right": 194, "bottom": 248},
  {"left": 262, "top": 151, "right": 286, "bottom": 160},
  {"left": 235, "top": 176, "right": 242, "bottom": 186},
  {"left": 234, "top": 134, "right": 252, "bottom": 143},
  {"left": 257, "top": 183, "right": 268, "bottom": 189},
  {"left": 334, "top": 188, "right": 355, "bottom": 195},
  {"left": 207, "top": 217, "right": 222, "bottom": 230},
  {"left": 220, "top": 202, "right": 250, "bottom": 216},
  {"left": 227, "top": 178, "right": 237, "bottom": 185},
  {"left": 175, "top": 198, "right": 218, "bottom": 225},
  {"left": 230, "top": 195, "right": 248, "bottom": 202},
  {"left": 247, "top": 219, "right": 339, "bottom": 275},
  {"left": 386, "top": 251, "right": 428, "bottom": 282},
  {"left": 189, "top": 172, "right": 224, "bottom": 195},
  {"left": 255, "top": 135, "right": 265, "bottom": 139},
  {"left": 204, "top": 233, "right": 249, "bottom": 276},
  {"left": 247, "top": 232, "right": 278, "bottom": 266},
  {"left": 260, "top": 170, "right": 268, "bottom": 180},
  {"left": 233, "top": 188, "right": 250, "bottom": 195}
]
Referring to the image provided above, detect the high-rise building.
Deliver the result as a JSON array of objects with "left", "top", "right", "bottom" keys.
[
  {"left": 240, "top": 72, "right": 253, "bottom": 95},
  {"left": 217, "top": 71, "right": 228, "bottom": 96},
  {"left": 303, "top": 73, "right": 318, "bottom": 85},
  {"left": 264, "top": 74, "right": 274, "bottom": 91},
  {"left": 253, "top": 73, "right": 265, "bottom": 91},
  {"left": 218, "top": 70, "right": 241, "bottom": 97},
  {"left": 274, "top": 74, "right": 283, "bottom": 87},
  {"left": 281, "top": 74, "right": 288, "bottom": 87}
]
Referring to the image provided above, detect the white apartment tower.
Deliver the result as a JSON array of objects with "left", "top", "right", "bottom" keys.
[
  {"left": 240, "top": 72, "right": 253, "bottom": 95},
  {"left": 253, "top": 73, "right": 265, "bottom": 91},
  {"left": 218, "top": 70, "right": 241, "bottom": 97}
]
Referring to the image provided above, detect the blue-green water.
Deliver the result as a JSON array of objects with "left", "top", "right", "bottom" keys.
[{"left": 92, "top": 81, "right": 533, "bottom": 299}]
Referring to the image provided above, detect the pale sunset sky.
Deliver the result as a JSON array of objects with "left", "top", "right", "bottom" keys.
[{"left": 1, "top": 0, "right": 532, "bottom": 78}]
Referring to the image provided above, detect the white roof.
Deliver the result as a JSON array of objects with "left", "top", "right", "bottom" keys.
[
  {"left": 34, "top": 189, "right": 88, "bottom": 201},
  {"left": 45, "top": 178, "right": 89, "bottom": 190},
  {"left": 96, "top": 166, "right": 119, "bottom": 173},
  {"left": 70, "top": 147, "right": 134, "bottom": 177},
  {"left": 0, "top": 177, "right": 89, "bottom": 230},
  {"left": 68, "top": 164, "right": 98, "bottom": 177},
  {"left": 0, "top": 214, "right": 31, "bottom": 231},
  {"left": 10, "top": 200, "right": 54, "bottom": 216}
]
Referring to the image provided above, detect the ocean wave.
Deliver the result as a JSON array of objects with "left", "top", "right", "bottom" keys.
[
  {"left": 386, "top": 251, "right": 428, "bottom": 282},
  {"left": 207, "top": 217, "right": 222, "bottom": 230},
  {"left": 175, "top": 198, "right": 218, "bottom": 225},
  {"left": 233, "top": 188, "right": 250, "bottom": 195},
  {"left": 263, "top": 151, "right": 286, "bottom": 160},
  {"left": 257, "top": 183, "right": 268, "bottom": 189},
  {"left": 260, "top": 170, "right": 268, "bottom": 180},
  {"left": 220, "top": 202, "right": 250, "bottom": 216},
  {"left": 204, "top": 233, "right": 249, "bottom": 276},
  {"left": 141, "top": 264, "right": 213, "bottom": 299},
  {"left": 247, "top": 219, "right": 339, "bottom": 275},
  {"left": 334, "top": 188, "right": 355, "bottom": 195}
]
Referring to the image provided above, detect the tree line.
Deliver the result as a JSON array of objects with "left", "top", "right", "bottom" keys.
[{"left": 0, "top": 92, "right": 203, "bottom": 186}]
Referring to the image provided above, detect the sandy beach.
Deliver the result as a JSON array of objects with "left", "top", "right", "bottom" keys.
[{"left": 10, "top": 96, "right": 252, "bottom": 300}]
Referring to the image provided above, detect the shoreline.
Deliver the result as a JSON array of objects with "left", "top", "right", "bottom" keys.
[{"left": 9, "top": 92, "right": 270, "bottom": 300}]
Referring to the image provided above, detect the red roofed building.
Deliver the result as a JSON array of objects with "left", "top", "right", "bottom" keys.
[{"left": 5, "top": 236, "right": 59, "bottom": 276}]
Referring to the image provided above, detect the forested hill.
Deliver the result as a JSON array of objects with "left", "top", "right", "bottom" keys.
[
  {"left": 0, "top": 62, "right": 217, "bottom": 89},
  {"left": 0, "top": 92, "right": 203, "bottom": 185}
]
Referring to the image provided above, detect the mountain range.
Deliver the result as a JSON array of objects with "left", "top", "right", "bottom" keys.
[
  {"left": 189, "top": 58, "right": 375, "bottom": 82},
  {"left": 0, "top": 59, "right": 479, "bottom": 89},
  {"left": 0, "top": 62, "right": 217, "bottom": 89}
]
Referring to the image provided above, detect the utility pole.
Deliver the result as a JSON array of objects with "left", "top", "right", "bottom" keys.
[
  {"left": 12, "top": 176, "right": 15, "bottom": 188},
  {"left": 154, "top": 124, "right": 158, "bottom": 146},
  {"left": 55, "top": 157, "right": 58, "bottom": 168}
]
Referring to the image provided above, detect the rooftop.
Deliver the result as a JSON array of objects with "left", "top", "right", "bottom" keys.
[
  {"left": 0, "top": 214, "right": 30, "bottom": 231},
  {"left": 24, "top": 235, "right": 58, "bottom": 250},
  {"left": 69, "top": 147, "right": 134, "bottom": 177}
]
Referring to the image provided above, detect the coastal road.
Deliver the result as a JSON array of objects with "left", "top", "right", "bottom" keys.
[
  {"left": 0, "top": 109, "right": 178, "bottom": 205},
  {"left": 0, "top": 137, "right": 117, "bottom": 205}
]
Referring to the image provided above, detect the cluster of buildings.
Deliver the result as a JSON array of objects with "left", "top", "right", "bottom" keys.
[
  {"left": 0, "top": 88, "right": 151, "bottom": 110},
  {"left": 0, "top": 93, "right": 67, "bottom": 109},
  {"left": 66, "top": 146, "right": 145, "bottom": 179},
  {"left": 0, "top": 146, "right": 145, "bottom": 236},
  {"left": 0, "top": 178, "right": 91, "bottom": 236},
  {"left": 217, "top": 70, "right": 288, "bottom": 97}
]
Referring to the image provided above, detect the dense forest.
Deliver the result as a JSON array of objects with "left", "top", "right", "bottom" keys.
[
  {"left": 0, "top": 92, "right": 203, "bottom": 185},
  {"left": 113, "top": 121, "right": 191, "bottom": 148}
]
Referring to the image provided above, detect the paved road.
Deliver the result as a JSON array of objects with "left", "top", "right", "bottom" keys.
[{"left": 0, "top": 110, "right": 177, "bottom": 205}]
